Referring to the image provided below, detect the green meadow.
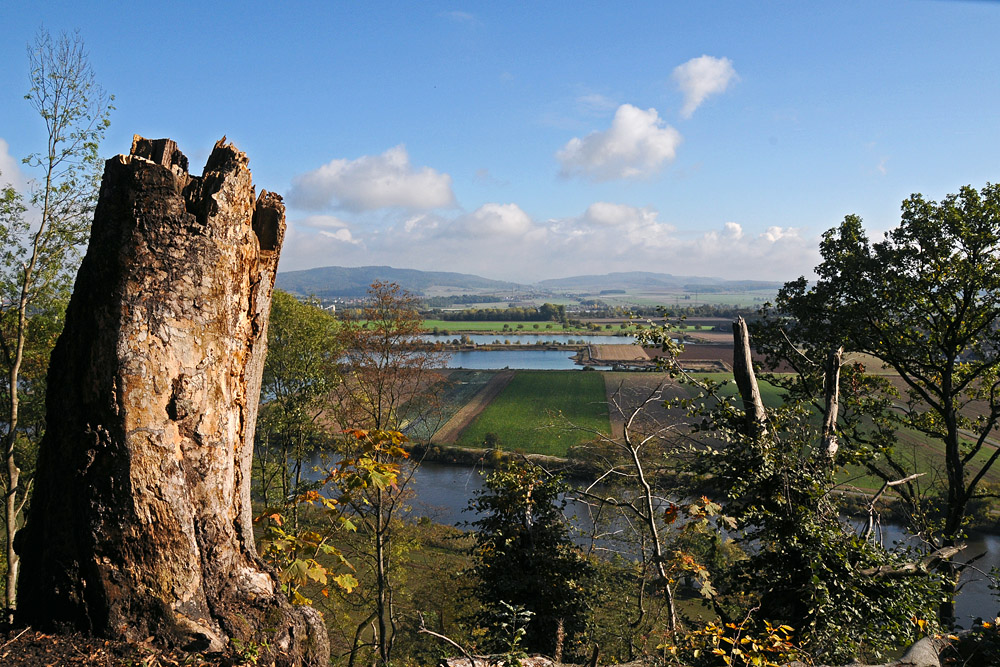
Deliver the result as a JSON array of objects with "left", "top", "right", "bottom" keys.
[{"left": 456, "top": 370, "right": 610, "bottom": 456}]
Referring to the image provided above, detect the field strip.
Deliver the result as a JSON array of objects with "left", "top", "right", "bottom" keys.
[{"left": 432, "top": 370, "right": 516, "bottom": 444}]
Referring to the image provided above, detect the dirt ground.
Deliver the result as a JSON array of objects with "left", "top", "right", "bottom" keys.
[
  {"left": 431, "top": 370, "right": 515, "bottom": 443},
  {"left": 602, "top": 372, "right": 692, "bottom": 438},
  {"left": 0, "top": 626, "right": 239, "bottom": 666}
]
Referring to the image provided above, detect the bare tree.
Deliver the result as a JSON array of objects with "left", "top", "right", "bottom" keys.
[
  {"left": 328, "top": 281, "right": 448, "bottom": 666},
  {"left": 0, "top": 28, "right": 112, "bottom": 614}
]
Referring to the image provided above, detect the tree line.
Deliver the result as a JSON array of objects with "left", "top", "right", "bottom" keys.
[{"left": 431, "top": 303, "right": 567, "bottom": 322}]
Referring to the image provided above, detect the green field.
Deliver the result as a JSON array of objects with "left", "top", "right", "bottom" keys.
[
  {"left": 684, "top": 372, "right": 787, "bottom": 408},
  {"left": 456, "top": 370, "right": 611, "bottom": 456}
]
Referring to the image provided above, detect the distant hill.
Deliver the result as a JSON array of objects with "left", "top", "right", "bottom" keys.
[
  {"left": 275, "top": 265, "right": 520, "bottom": 298},
  {"left": 538, "top": 271, "right": 782, "bottom": 292},
  {"left": 275, "top": 266, "right": 783, "bottom": 299}
]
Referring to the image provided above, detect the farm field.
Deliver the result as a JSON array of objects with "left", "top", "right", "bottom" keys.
[
  {"left": 420, "top": 365, "right": 1000, "bottom": 499},
  {"left": 594, "top": 289, "right": 776, "bottom": 309},
  {"left": 402, "top": 370, "right": 495, "bottom": 441},
  {"left": 454, "top": 370, "right": 610, "bottom": 456}
]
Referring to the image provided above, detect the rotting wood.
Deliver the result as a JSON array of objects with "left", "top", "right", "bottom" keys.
[{"left": 15, "top": 136, "right": 328, "bottom": 666}]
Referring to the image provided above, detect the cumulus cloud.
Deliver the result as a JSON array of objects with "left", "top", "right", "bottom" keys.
[
  {"left": 277, "top": 197, "right": 817, "bottom": 283},
  {"left": 298, "top": 214, "right": 352, "bottom": 230},
  {"left": 581, "top": 202, "right": 656, "bottom": 227},
  {"left": 287, "top": 145, "right": 455, "bottom": 212},
  {"left": 672, "top": 55, "right": 738, "bottom": 118},
  {"left": 456, "top": 203, "right": 536, "bottom": 238},
  {"left": 292, "top": 214, "right": 361, "bottom": 245},
  {"left": 557, "top": 104, "right": 682, "bottom": 181},
  {"left": 0, "top": 138, "right": 28, "bottom": 192},
  {"left": 319, "top": 228, "right": 360, "bottom": 244}
]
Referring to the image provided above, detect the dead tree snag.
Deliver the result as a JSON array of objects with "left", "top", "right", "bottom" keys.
[{"left": 14, "top": 136, "right": 329, "bottom": 666}]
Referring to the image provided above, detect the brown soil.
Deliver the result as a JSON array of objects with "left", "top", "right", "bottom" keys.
[
  {"left": 432, "top": 370, "right": 515, "bottom": 443},
  {"left": 602, "top": 372, "right": 691, "bottom": 436},
  {"left": 0, "top": 626, "right": 242, "bottom": 666}
]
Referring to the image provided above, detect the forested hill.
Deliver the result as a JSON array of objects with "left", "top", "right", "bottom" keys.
[
  {"left": 275, "top": 265, "right": 783, "bottom": 298},
  {"left": 275, "top": 265, "right": 521, "bottom": 298}
]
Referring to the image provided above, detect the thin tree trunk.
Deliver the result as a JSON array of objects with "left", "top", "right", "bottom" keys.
[
  {"left": 732, "top": 317, "right": 766, "bottom": 436},
  {"left": 376, "top": 487, "right": 390, "bottom": 666},
  {"left": 821, "top": 346, "right": 843, "bottom": 460},
  {"left": 2, "top": 144, "right": 55, "bottom": 616},
  {"left": 15, "top": 137, "right": 328, "bottom": 665}
]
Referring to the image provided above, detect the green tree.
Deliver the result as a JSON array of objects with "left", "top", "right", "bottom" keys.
[
  {"left": 254, "top": 290, "right": 340, "bottom": 522},
  {"left": 0, "top": 28, "right": 112, "bottom": 613},
  {"left": 467, "top": 461, "right": 595, "bottom": 661},
  {"left": 636, "top": 320, "right": 940, "bottom": 663},
  {"left": 694, "top": 392, "right": 940, "bottom": 663},
  {"left": 328, "top": 281, "right": 449, "bottom": 667},
  {"left": 770, "top": 184, "right": 1000, "bottom": 625}
]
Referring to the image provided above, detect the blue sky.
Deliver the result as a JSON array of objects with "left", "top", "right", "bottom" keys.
[{"left": 2, "top": 1, "right": 999, "bottom": 282}]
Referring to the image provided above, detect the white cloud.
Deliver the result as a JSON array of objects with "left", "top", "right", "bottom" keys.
[
  {"left": 278, "top": 198, "right": 817, "bottom": 284},
  {"left": 456, "top": 203, "right": 536, "bottom": 238},
  {"left": 287, "top": 145, "right": 455, "bottom": 212},
  {"left": 672, "top": 55, "right": 738, "bottom": 118},
  {"left": 581, "top": 202, "right": 640, "bottom": 227},
  {"left": 0, "top": 138, "right": 28, "bottom": 192},
  {"left": 319, "top": 228, "right": 360, "bottom": 244},
  {"left": 557, "top": 104, "right": 682, "bottom": 181},
  {"left": 298, "top": 214, "right": 352, "bottom": 230}
]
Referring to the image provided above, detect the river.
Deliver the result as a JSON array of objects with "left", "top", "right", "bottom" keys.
[
  {"left": 422, "top": 334, "right": 638, "bottom": 345},
  {"left": 405, "top": 462, "right": 1000, "bottom": 627},
  {"left": 424, "top": 333, "right": 636, "bottom": 370},
  {"left": 445, "top": 349, "right": 598, "bottom": 370}
]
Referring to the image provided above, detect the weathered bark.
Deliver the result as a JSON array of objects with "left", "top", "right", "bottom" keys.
[
  {"left": 732, "top": 317, "right": 766, "bottom": 436},
  {"left": 821, "top": 346, "right": 843, "bottom": 459},
  {"left": 14, "top": 136, "right": 328, "bottom": 665}
]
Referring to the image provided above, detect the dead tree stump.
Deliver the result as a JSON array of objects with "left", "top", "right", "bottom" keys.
[{"left": 15, "top": 136, "right": 329, "bottom": 666}]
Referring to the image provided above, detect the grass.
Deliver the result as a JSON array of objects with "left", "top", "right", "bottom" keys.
[
  {"left": 684, "top": 372, "right": 788, "bottom": 408},
  {"left": 456, "top": 370, "right": 611, "bottom": 456}
]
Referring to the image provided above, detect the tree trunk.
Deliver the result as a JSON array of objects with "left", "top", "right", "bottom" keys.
[
  {"left": 732, "top": 317, "right": 766, "bottom": 437},
  {"left": 821, "top": 346, "right": 843, "bottom": 460},
  {"left": 14, "top": 136, "right": 329, "bottom": 666}
]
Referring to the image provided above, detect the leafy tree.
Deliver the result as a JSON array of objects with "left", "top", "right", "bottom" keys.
[
  {"left": 327, "top": 281, "right": 449, "bottom": 667},
  {"left": 769, "top": 184, "right": 1000, "bottom": 625},
  {"left": 0, "top": 28, "right": 112, "bottom": 612},
  {"left": 635, "top": 321, "right": 941, "bottom": 664},
  {"left": 693, "top": 394, "right": 941, "bottom": 663},
  {"left": 254, "top": 290, "right": 340, "bottom": 521},
  {"left": 467, "top": 461, "right": 595, "bottom": 661}
]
